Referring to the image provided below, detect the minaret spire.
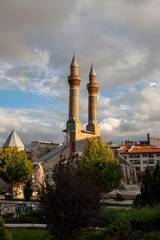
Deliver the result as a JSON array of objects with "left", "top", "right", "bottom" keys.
[
  {"left": 86, "top": 64, "right": 100, "bottom": 135},
  {"left": 66, "top": 55, "right": 82, "bottom": 145},
  {"left": 70, "top": 53, "right": 79, "bottom": 67},
  {"left": 89, "top": 63, "right": 96, "bottom": 76}
]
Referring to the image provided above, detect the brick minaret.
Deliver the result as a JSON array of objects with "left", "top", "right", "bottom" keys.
[
  {"left": 86, "top": 64, "right": 100, "bottom": 135},
  {"left": 66, "top": 55, "right": 82, "bottom": 144}
]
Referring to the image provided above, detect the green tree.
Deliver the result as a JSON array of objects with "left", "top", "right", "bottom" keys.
[
  {"left": 153, "top": 162, "right": 160, "bottom": 204},
  {"left": 0, "top": 216, "right": 12, "bottom": 240},
  {"left": 40, "top": 161, "right": 101, "bottom": 240},
  {"left": 0, "top": 147, "right": 34, "bottom": 190},
  {"left": 133, "top": 164, "right": 160, "bottom": 208},
  {"left": 77, "top": 138, "right": 123, "bottom": 192}
]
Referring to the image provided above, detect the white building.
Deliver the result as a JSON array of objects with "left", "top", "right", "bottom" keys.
[{"left": 118, "top": 144, "right": 160, "bottom": 180}]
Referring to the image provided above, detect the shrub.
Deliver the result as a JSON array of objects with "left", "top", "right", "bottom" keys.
[
  {"left": 5, "top": 194, "right": 12, "bottom": 200},
  {"left": 129, "top": 230, "right": 160, "bottom": 240},
  {"left": 133, "top": 163, "right": 160, "bottom": 208},
  {"left": 24, "top": 187, "right": 33, "bottom": 201},
  {"left": 103, "top": 205, "right": 160, "bottom": 234},
  {"left": 40, "top": 161, "right": 101, "bottom": 240},
  {"left": 0, "top": 216, "right": 13, "bottom": 240},
  {"left": 105, "top": 222, "right": 133, "bottom": 240},
  {"left": 78, "top": 229, "right": 106, "bottom": 240}
]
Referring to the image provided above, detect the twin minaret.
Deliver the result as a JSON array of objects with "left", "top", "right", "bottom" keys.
[{"left": 66, "top": 55, "right": 100, "bottom": 146}]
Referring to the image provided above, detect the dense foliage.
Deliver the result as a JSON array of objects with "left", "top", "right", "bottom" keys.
[
  {"left": 23, "top": 182, "right": 33, "bottom": 200},
  {"left": 40, "top": 161, "right": 101, "bottom": 240},
  {"left": 0, "top": 216, "right": 12, "bottom": 240},
  {"left": 77, "top": 138, "right": 123, "bottom": 192},
  {"left": 0, "top": 147, "right": 34, "bottom": 185},
  {"left": 79, "top": 206, "right": 160, "bottom": 240},
  {"left": 133, "top": 163, "right": 160, "bottom": 207}
]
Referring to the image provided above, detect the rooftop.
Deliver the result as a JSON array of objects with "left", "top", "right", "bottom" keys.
[
  {"left": 119, "top": 145, "right": 160, "bottom": 154},
  {"left": 3, "top": 130, "right": 24, "bottom": 149}
]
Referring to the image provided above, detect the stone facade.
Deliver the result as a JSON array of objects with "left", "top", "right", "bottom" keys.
[
  {"left": 32, "top": 143, "right": 72, "bottom": 190},
  {"left": 31, "top": 141, "right": 60, "bottom": 162},
  {"left": 114, "top": 150, "right": 137, "bottom": 186}
]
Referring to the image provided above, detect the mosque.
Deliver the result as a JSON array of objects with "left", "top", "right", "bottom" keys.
[{"left": 0, "top": 55, "right": 137, "bottom": 192}]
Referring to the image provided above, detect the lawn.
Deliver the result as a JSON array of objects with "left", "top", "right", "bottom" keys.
[
  {"left": 9, "top": 229, "right": 52, "bottom": 240},
  {"left": 8, "top": 205, "right": 160, "bottom": 240}
]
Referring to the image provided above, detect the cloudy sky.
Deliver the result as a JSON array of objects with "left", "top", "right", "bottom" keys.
[{"left": 0, "top": 0, "right": 160, "bottom": 147}]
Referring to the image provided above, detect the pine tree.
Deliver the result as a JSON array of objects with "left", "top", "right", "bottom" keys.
[
  {"left": 133, "top": 165, "right": 160, "bottom": 208},
  {"left": 140, "top": 165, "right": 155, "bottom": 206},
  {"left": 77, "top": 138, "right": 123, "bottom": 192},
  {"left": 153, "top": 162, "right": 160, "bottom": 203}
]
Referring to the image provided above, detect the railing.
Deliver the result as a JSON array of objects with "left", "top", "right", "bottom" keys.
[{"left": 0, "top": 202, "right": 46, "bottom": 223}]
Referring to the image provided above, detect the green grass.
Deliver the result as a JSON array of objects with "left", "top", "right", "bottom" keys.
[{"left": 9, "top": 229, "right": 52, "bottom": 240}]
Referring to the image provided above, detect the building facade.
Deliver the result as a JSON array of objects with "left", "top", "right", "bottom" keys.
[{"left": 119, "top": 145, "right": 160, "bottom": 172}]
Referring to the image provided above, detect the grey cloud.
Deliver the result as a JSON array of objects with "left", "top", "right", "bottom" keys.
[
  {"left": 1, "top": 0, "right": 160, "bottom": 144},
  {"left": 99, "top": 85, "right": 160, "bottom": 141},
  {"left": 0, "top": 107, "right": 66, "bottom": 147},
  {"left": 1, "top": 0, "right": 160, "bottom": 91}
]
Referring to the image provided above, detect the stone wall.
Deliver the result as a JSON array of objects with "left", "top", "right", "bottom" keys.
[
  {"left": 31, "top": 141, "right": 60, "bottom": 162},
  {"left": 32, "top": 143, "right": 72, "bottom": 191},
  {"left": 114, "top": 149, "right": 137, "bottom": 185}
]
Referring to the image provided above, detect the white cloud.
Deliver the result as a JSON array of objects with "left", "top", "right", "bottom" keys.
[
  {"left": 1, "top": 0, "right": 160, "bottom": 144},
  {"left": 0, "top": 107, "right": 66, "bottom": 147}
]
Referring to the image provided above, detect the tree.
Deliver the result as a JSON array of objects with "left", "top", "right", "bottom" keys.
[
  {"left": 153, "top": 162, "right": 160, "bottom": 204},
  {"left": 77, "top": 138, "right": 123, "bottom": 192},
  {"left": 0, "top": 216, "right": 12, "bottom": 240},
  {"left": 40, "top": 161, "right": 101, "bottom": 240},
  {"left": 0, "top": 147, "right": 34, "bottom": 191},
  {"left": 134, "top": 163, "right": 160, "bottom": 208}
]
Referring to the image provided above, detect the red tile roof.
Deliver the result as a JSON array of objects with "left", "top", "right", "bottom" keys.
[{"left": 119, "top": 145, "right": 160, "bottom": 154}]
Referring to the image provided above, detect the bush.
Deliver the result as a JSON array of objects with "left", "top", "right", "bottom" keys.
[
  {"left": 78, "top": 229, "right": 106, "bottom": 240},
  {"left": 5, "top": 194, "right": 12, "bottom": 200},
  {"left": 0, "top": 216, "right": 13, "bottom": 240},
  {"left": 129, "top": 230, "right": 160, "bottom": 240},
  {"left": 24, "top": 187, "right": 33, "bottom": 201},
  {"left": 103, "top": 205, "right": 160, "bottom": 234},
  {"left": 40, "top": 161, "right": 101, "bottom": 240},
  {"left": 134, "top": 163, "right": 160, "bottom": 208},
  {"left": 23, "top": 182, "right": 33, "bottom": 201}
]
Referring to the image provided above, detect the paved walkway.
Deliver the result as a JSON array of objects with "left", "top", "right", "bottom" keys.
[
  {"left": 103, "top": 198, "right": 133, "bottom": 205},
  {"left": 6, "top": 224, "right": 47, "bottom": 228}
]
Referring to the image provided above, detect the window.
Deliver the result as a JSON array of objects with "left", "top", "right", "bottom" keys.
[
  {"left": 130, "top": 160, "right": 140, "bottom": 165},
  {"left": 143, "top": 160, "right": 147, "bottom": 164},
  {"left": 149, "top": 159, "right": 154, "bottom": 164},
  {"left": 129, "top": 154, "right": 140, "bottom": 158},
  {"left": 148, "top": 153, "right": 154, "bottom": 158},
  {"left": 143, "top": 153, "right": 147, "bottom": 157},
  {"left": 135, "top": 166, "right": 141, "bottom": 171},
  {"left": 156, "top": 153, "right": 160, "bottom": 157},
  {"left": 157, "top": 160, "right": 160, "bottom": 164}
]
